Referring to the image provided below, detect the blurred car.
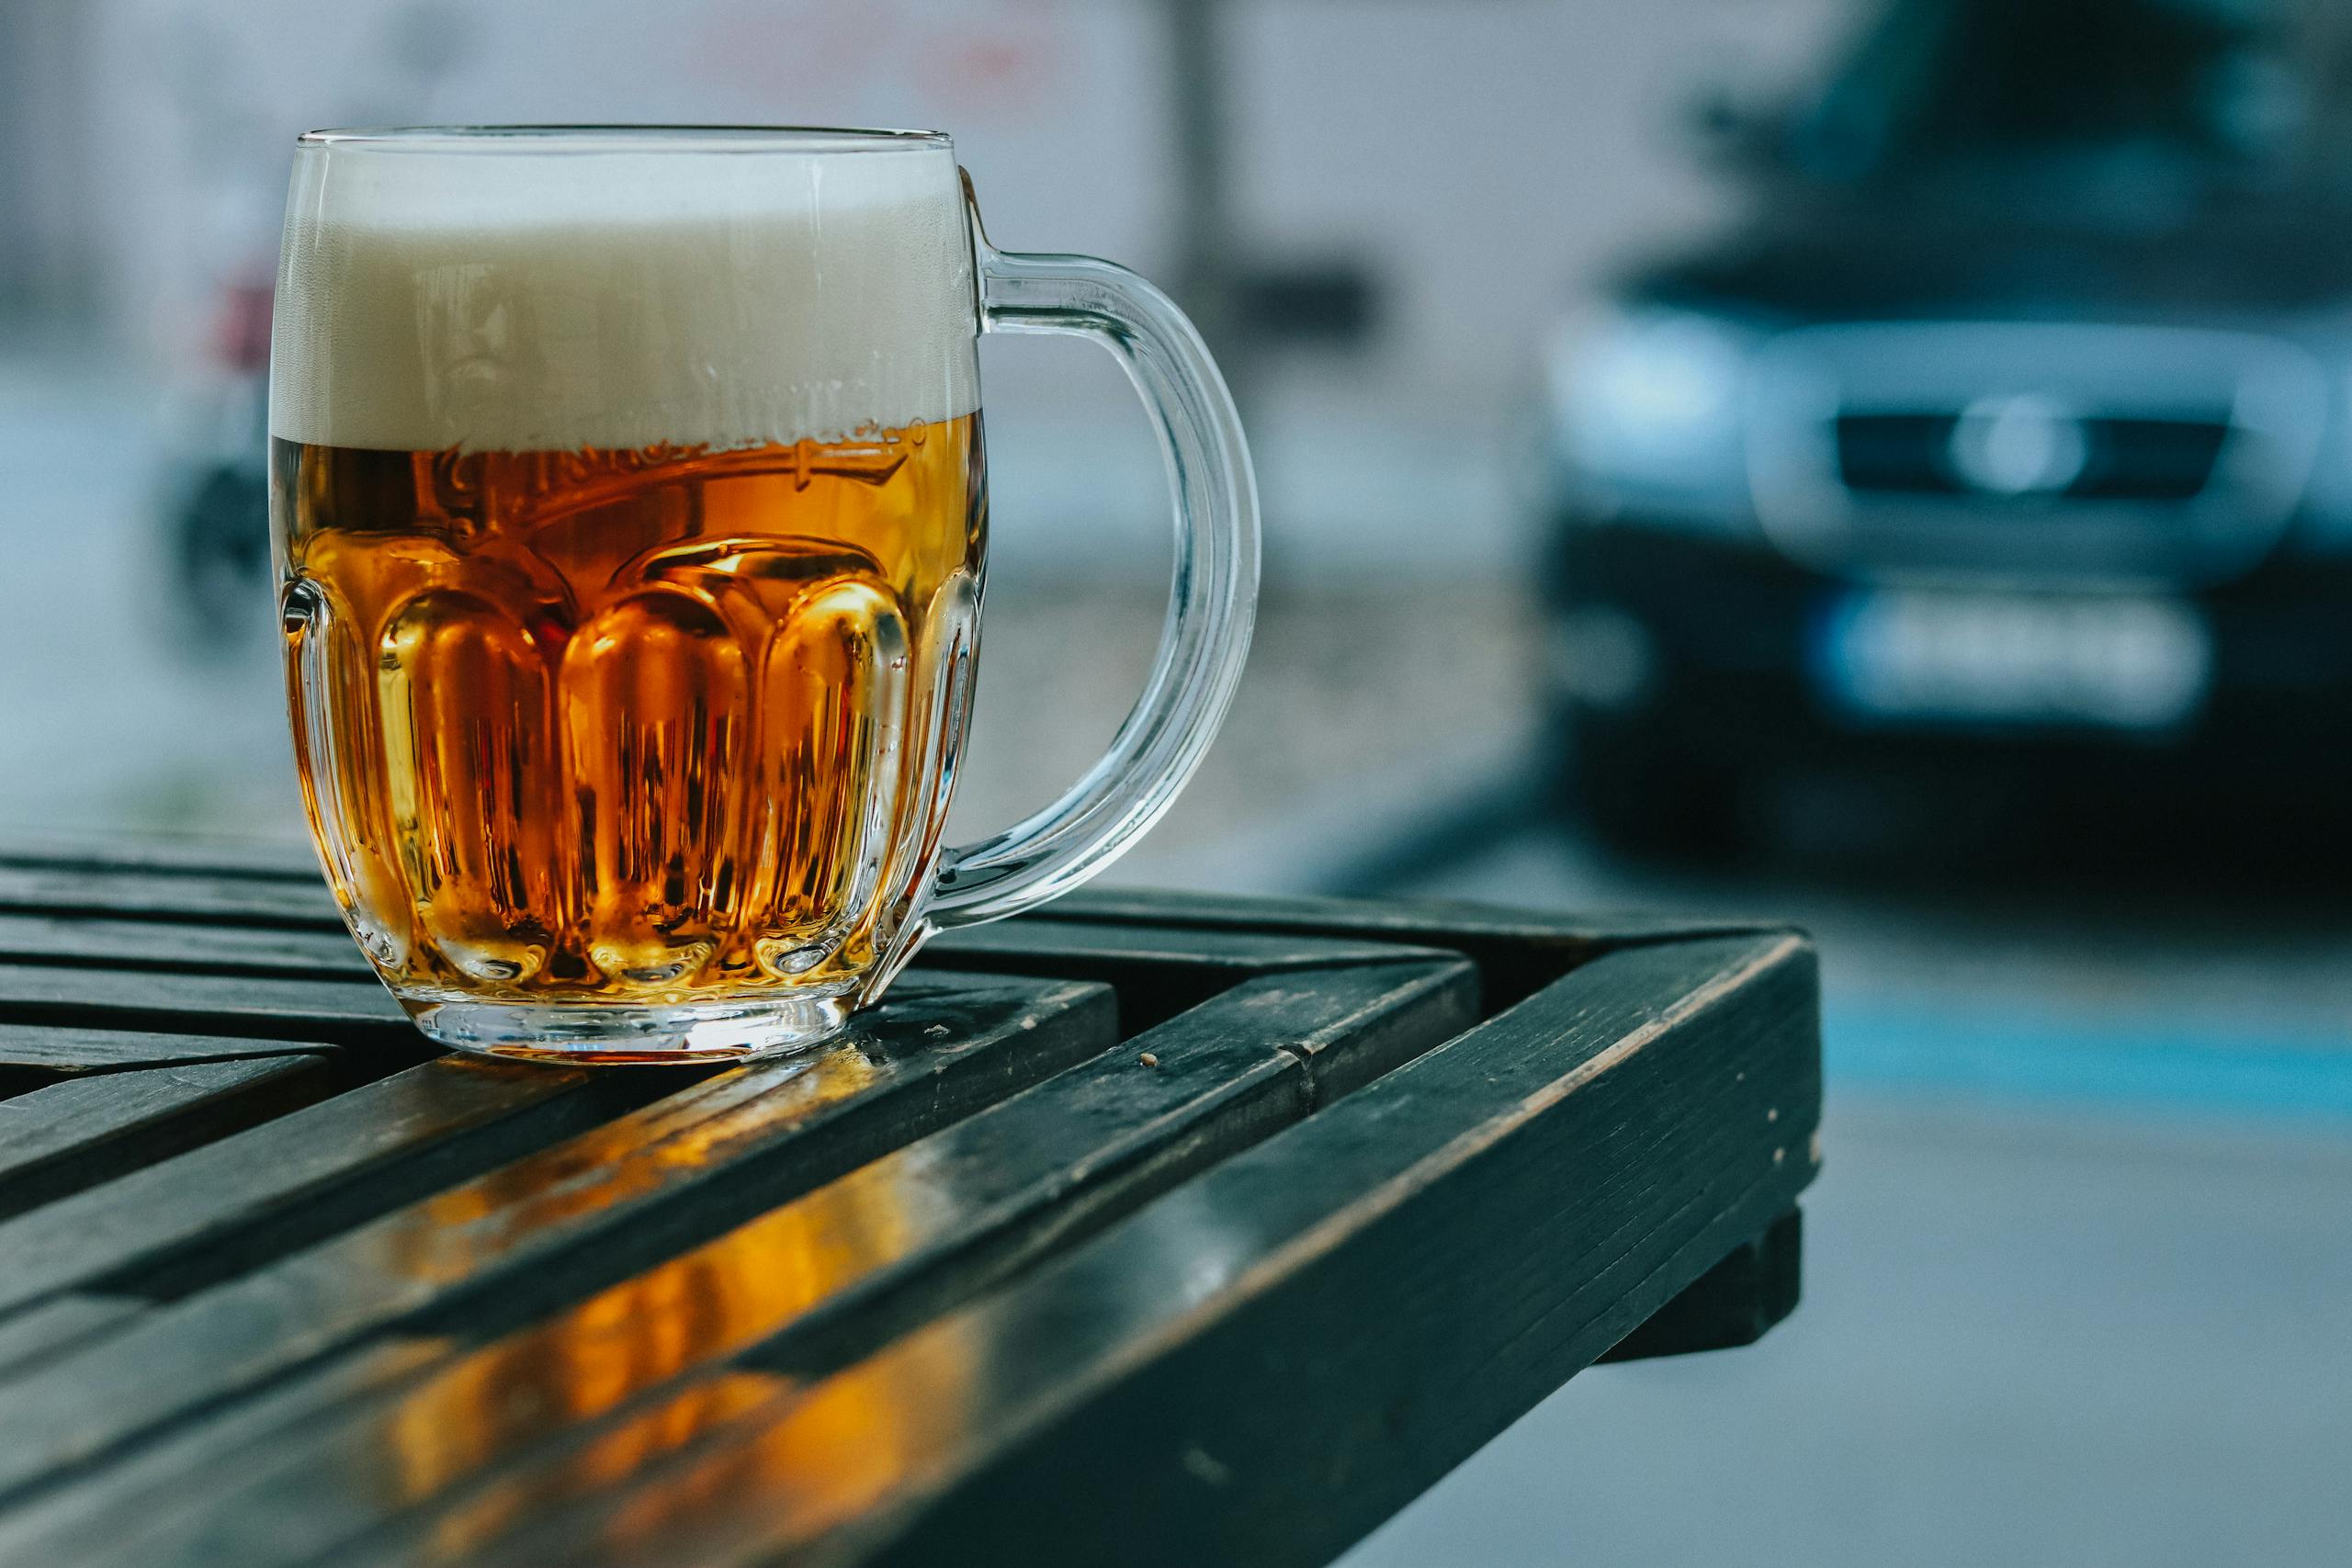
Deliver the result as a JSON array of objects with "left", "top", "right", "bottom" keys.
[{"left": 1541, "top": 0, "right": 2352, "bottom": 855}]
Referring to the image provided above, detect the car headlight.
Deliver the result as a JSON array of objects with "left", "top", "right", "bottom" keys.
[{"left": 1546, "top": 305, "right": 1755, "bottom": 512}]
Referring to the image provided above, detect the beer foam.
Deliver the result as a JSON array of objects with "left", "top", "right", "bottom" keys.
[{"left": 271, "top": 138, "right": 978, "bottom": 452}]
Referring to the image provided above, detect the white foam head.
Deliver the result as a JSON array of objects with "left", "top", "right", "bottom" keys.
[{"left": 270, "top": 129, "right": 979, "bottom": 453}]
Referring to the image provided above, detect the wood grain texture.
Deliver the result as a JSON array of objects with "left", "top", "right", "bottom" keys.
[
  {"left": 0, "top": 963, "right": 416, "bottom": 1045},
  {"left": 0, "top": 833, "right": 322, "bottom": 880},
  {"left": 0, "top": 1024, "right": 346, "bottom": 1074},
  {"left": 1053, "top": 886, "right": 1792, "bottom": 1009},
  {"left": 0, "top": 868, "right": 1473, "bottom": 1038},
  {"left": 0, "top": 840, "right": 1759, "bottom": 1031},
  {"left": 0, "top": 976, "right": 1116, "bottom": 1504},
  {"left": 421, "top": 932, "right": 1819, "bottom": 1568},
  {"left": 0, "top": 1056, "right": 621, "bottom": 1323},
  {"left": 0, "top": 866, "right": 345, "bottom": 929},
  {"left": 0, "top": 963, "right": 1480, "bottom": 1568},
  {"left": 924, "top": 920, "right": 1460, "bottom": 1032},
  {"left": 0, "top": 1296, "right": 146, "bottom": 1380},
  {"left": 0, "top": 1055, "right": 334, "bottom": 1219},
  {"left": 0, "top": 916, "right": 371, "bottom": 979}
]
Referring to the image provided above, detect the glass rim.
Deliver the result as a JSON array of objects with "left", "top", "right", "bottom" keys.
[{"left": 294, "top": 125, "right": 955, "bottom": 156}]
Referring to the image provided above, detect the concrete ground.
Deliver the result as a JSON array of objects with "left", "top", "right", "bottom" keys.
[
  {"left": 1341, "top": 1096, "right": 2352, "bottom": 1568},
  {"left": 6, "top": 357, "right": 2348, "bottom": 1567}
]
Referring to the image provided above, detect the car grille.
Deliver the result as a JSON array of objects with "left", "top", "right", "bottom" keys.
[
  {"left": 1748, "top": 323, "right": 2325, "bottom": 583},
  {"left": 1834, "top": 412, "right": 2233, "bottom": 503}
]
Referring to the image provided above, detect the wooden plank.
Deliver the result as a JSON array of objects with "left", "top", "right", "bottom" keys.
[
  {"left": 0, "top": 865, "right": 344, "bottom": 929},
  {"left": 1055, "top": 884, "right": 1770, "bottom": 942},
  {"left": 0, "top": 975, "right": 1116, "bottom": 1502},
  {"left": 0, "top": 917, "right": 1440, "bottom": 1043},
  {"left": 0, "top": 915, "right": 370, "bottom": 979},
  {"left": 928, "top": 918, "right": 1453, "bottom": 975},
  {"left": 0, "top": 976, "right": 1091, "bottom": 1335},
  {"left": 0, "top": 1296, "right": 145, "bottom": 1380},
  {"left": 0, "top": 908, "right": 1459, "bottom": 1035},
  {"left": 20, "top": 923, "right": 1443, "bottom": 1047},
  {"left": 0, "top": 840, "right": 1624, "bottom": 1041},
  {"left": 0, "top": 1025, "right": 344, "bottom": 1075},
  {"left": 0, "top": 840, "right": 1762, "bottom": 976},
  {"left": 0, "top": 1055, "right": 632, "bottom": 1325},
  {"left": 0, "top": 1055, "right": 335, "bottom": 1219},
  {"left": 0, "top": 963, "right": 419, "bottom": 1045},
  {"left": 0, "top": 832, "right": 322, "bottom": 880},
  {"left": 0, "top": 973, "right": 1049, "bottom": 1328},
  {"left": 1055, "top": 886, "right": 1790, "bottom": 1009},
  {"left": 924, "top": 919, "right": 1461, "bottom": 1031},
  {"left": 394, "top": 932, "right": 1819, "bottom": 1568},
  {"left": 0, "top": 965, "right": 969, "bottom": 1055},
  {"left": 0, "top": 962, "right": 1480, "bottom": 1568},
  {"left": 0, "top": 836, "right": 1755, "bottom": 1016}
]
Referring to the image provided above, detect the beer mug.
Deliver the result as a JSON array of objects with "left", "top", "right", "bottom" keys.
[{"left": 269, "top": 128, "right": 1256, "bottom": 1064}]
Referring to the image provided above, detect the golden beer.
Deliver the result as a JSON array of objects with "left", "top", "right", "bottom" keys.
[{"left": 277, "top": 420, "right": 982, "bottom": 1016}]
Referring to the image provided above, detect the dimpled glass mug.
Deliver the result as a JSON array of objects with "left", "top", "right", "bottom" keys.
[{"left": 270, "top": 127, "right": 1256, "bottom": 1064}]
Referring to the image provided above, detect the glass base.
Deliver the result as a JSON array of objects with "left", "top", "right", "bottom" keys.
[{"left": 404, "top": 992, "right": 854, "bottom": 1066}]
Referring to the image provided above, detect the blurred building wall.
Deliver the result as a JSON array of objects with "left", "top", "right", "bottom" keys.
[
  {"left": 0, "top": 0, "right": 101, "bottom": 328},
  {"left": 53, "top": 0, "right": 1850, "bottom": 571}
]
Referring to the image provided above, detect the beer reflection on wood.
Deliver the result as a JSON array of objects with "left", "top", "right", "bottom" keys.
[
  {"left": 378, "top": 1137, "right": 968, "bottom": 1562},
  {"left": 46, "top": 969, "right": 1449, "bottom": 1565},
  {"left": 275, "top": 417, "right": 985, "bottom": 1014}
]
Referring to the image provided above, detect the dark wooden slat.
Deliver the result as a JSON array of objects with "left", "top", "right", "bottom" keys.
[
  {"left": 0, "top": 865, "right": 344, "bottom": 929},
  {"left": 0, "top": 832, "right": 322, "bottom": 880},
  {"left": 1600, "top": 1206, "right": 1804, "bottom": 1364},
  {"left": 1055, "top": 886, "right": 1790, "bottom": 1009},
  {"left": 0, "top": 914, "right": 1442, "bottom": 1033},
  {"left": 924, "top": 919, "right": 1461, "bottom": 1031},
  {"left": 927, "top": 918, "right": 1451, "bottom": 974},
  {"left": 413, "top": 932, "right": 1819, "bottom": 1568},
  {"left": 0, "top": 837, "right": 1758, "bottom": 1022},
  {"left": 0, "top": 882, "right": 1471, "bottom": 1035},
  {"left": 0, "top": 976, "right": 1091, "bottom": 1334},
  {"left": 0, "top": 1055, "right": 335, "bottom": 1219},
  {"left": 1057, "top": 884, "right": 1771, "bottom": 943},
  {"left": 0, "top": 842, "right": 1589, "bottom": 1054},
  {"left": 0, "top": 963, "right": 418, "bottom": 1045},
  {"left": 0, "top": 839, "right": 1776, "bottom": 971},
  {"left": 0, "top": 915, "right": 370, "bottom": 979},
  {"left": 0, "top": 1024, "right": 345, "bottom": 1075},
  {"left": 0, "top": 976, "right": 1115, "bottom": 1502},
  {"left": 0, "top": 962, "right": 1034, "bottom": 1064},
  {"left": 0, "top": 962, "right": 1480, "bottom": 1568},
  {"left": 0, "top": 1055, "right": 633, "bottom": 1325},
  {"left": 0, "top": 1296, "right": 145, "bottom": 1380}
]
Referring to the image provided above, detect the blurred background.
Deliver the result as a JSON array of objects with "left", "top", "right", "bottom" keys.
[{"left": 3, "top": 0, "right": 2350, "bottom": 1562}]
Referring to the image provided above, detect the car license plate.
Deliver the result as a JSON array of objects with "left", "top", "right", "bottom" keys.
[{"left": 1812, "top": 588, "right": 2211, "bottom": 732}]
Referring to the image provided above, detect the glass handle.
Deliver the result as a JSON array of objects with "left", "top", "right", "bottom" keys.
[{"left": 926, "top": 231, "right": 1261, "bottom": 929}]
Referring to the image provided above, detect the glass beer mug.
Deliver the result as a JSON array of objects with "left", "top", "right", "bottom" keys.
[{"left": 269, "top": 128, "right": 1256, "bottom": 1063}]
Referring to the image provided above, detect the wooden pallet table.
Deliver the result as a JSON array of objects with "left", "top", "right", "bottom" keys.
[{"left": 0, "top": 835, "right": 1819, "bottom": 1567}]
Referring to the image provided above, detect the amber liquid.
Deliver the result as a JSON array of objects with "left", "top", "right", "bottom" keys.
[{"left": 274, "top": 417, "right": 985, "bottom": 1008}]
